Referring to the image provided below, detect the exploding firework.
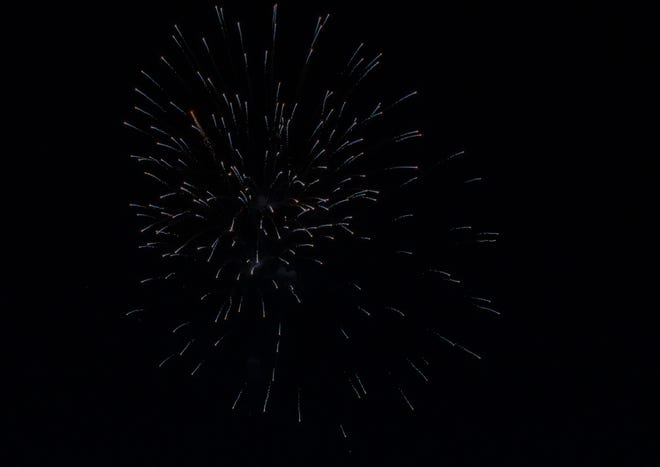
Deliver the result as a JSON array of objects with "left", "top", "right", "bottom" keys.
[{"left": 125, "top": 4, "right": 498, "bottom": 435}]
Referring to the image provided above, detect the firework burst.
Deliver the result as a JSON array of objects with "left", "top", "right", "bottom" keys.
[{"left": 125, "top": 4, "right": 498, "bottom": 435}]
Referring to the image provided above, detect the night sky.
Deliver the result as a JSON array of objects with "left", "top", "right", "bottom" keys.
[{"left": 8, "top": 0, "right": 655, "bottom": 466}]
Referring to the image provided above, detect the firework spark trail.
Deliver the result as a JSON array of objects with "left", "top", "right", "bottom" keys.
[
  {"left": 297, "top": 387, "right": 302, "bottom": 423},
  {"left": 432, "top": 332, "right": 482, "bottom": 360},
  {"left": 232, "top": 385, "right": 245, "bottom": 410},
  {"left": 399, "top": 387, "right": 415, "bottom": 411},
  {"left": 263, "top": 381, "right": 272, "bottom": 413},
  {"left": 126, "top": 4, "right": 497, "bottom": 435}
]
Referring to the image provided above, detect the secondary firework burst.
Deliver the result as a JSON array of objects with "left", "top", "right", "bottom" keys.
[{"left": 125, "top": 4, "right": 499, "bottom": 434}]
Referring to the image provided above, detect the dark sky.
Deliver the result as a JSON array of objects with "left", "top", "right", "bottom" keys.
[{"left": 8, "top": 0, "right": 655, "bottom": 466}]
